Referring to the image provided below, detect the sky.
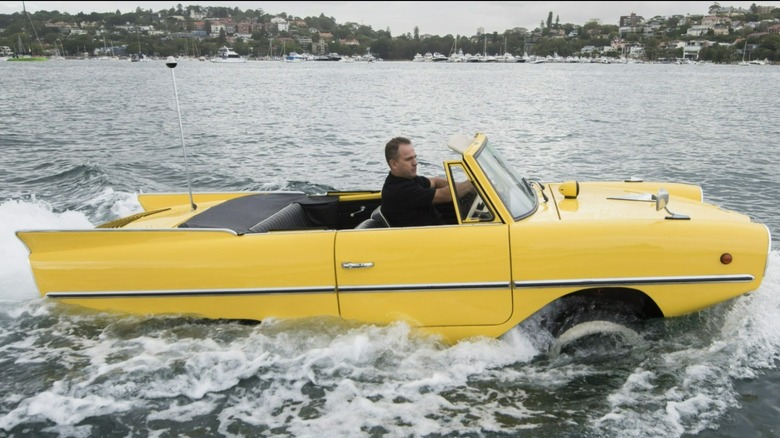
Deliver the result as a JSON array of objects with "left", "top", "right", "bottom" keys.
[{"left": 4, "top": 1, "right": 780, "bottom": 36}]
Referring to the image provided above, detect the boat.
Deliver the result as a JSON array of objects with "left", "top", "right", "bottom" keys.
[
  {"left": 355, "top": 50, "right": 376, "bottom": 62},
  {"left": 285, "top": 51, "right": 305, "bottom": 62},
  {"left": 16, "top": 83, "right": 771, "bottom": 348},
  {"left": 431, "top": 52, "right": 448, "bottom": 62},
  {"left": 7, "top": 24, "right": 46, "bottom": 62},
  {"left": 130, "top": 53, "right": 149, "bottom": 62},
  {"left": 496, "top": 37, "right": 517, "bottom": 63},
  {"left": 738, "top": 40, "right": 749, "bottom": 66},
  {"left": 49, "top": 39, "right": 65, "bottom": 60},
  {"left": 211, "top": 46, "right": 246, "bottom": 63},
  {"left": 478, "top": 35, "right": 497, "bottom": 62},
  {"left": 314, "top": 53, "right": 342, "bottom": 61},
  {"left": 7, "top": 2, "right": 47, "bottom": 61},
  {"left": 448, "top": 49, "right": 465, "bottom": 63},
  {"left": 130, "top": 26, "right": 149, "bottom": 62}
]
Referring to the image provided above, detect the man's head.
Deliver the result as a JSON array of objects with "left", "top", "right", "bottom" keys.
[{"left": 385, "top": 137, "right": 417, "bottom": 179}]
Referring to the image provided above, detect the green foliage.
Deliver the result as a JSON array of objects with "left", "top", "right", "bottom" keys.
[
  {"left": 0, "top": 4, "right": 778, "bottom": 62},
  {"left": 699, "top": 43, "right": 734, "bottom": 63}
]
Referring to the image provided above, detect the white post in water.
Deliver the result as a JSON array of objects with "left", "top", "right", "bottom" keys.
[{"left": 165, "top": 56, "right": 196, "bottom": 211}]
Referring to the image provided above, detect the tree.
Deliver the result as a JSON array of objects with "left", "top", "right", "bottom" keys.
[
  {"left": 547, "top": 12, "right": 553, "bottom": 29},
  {"left": 709, "top": 3, "right": 720, "bottom": 14},
  {"left": 414, "top": 25, "right": 419, "bottom": 40}
]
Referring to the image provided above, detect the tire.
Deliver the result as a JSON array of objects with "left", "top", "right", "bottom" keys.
[
  {"left": 550, "top": 320, "right": 642, "bottom": 357},
  {"left": 545, "top": 294, "right": 648, "bottom": 357}
]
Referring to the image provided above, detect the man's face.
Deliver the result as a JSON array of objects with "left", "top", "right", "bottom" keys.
[{"left": 390, "top": 143, "right": 418, "bottom": 179}]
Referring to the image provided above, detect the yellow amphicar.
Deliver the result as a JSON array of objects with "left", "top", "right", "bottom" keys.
[{"left": 16, "top": 133, "right": 771, "bottom": 344}]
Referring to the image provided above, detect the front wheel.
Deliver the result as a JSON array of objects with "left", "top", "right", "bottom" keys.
[
  {"left": 550, "top": 320, "right": 642, "bottom": 357},
  {"left": 544, "top": 293, "right": 651, "bottom": 357}
]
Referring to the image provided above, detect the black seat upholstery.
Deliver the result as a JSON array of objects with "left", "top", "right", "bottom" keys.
[
  {"left": 248, "top": 203, "right": 314, "bottom": 233},
  {"left": 354, "top": 206, "right": 391, "bottom": 230},
  {"left": 372, "top": 206, "right": 391, "bottom": 227},
  {"left": 355, "top": 218, "right": 381, "bottom": 229}
]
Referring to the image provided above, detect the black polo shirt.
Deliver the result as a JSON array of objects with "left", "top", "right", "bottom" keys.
[{"left": 381, "top": 173, "right": 443, "bottom": 227}]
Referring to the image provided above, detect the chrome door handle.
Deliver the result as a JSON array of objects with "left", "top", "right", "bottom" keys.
[{"left": 341, "top": 262, "right": 374, "bottom": 269}]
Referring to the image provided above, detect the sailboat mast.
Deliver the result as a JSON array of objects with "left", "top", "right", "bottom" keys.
[{"left": 22, "top": 0, "right": 44, "bottom": 56}]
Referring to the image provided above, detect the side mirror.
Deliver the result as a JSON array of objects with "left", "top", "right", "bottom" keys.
[
  {"left": 654, "top": 188, "right": 669, "bottom": 211},
  {"left": 653, "top": 187, "right": 690, "bottom": 220}
]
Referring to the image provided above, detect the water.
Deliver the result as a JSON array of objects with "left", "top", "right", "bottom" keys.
[{"left": 1, "top": 60, "right": 779, "bottom": 437}]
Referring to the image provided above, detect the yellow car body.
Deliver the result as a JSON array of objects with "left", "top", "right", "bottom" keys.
[{"left": 16, "top": 133, "right": 771, "bottom": 343}]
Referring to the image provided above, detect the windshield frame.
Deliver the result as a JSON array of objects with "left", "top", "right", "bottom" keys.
[{"left": 472, "top": 140, "right": 538, "bottom": 221}]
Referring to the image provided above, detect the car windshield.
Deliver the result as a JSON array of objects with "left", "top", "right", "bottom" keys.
[{"left": 474, "top": 140, "right": 537, "bottom": 220}]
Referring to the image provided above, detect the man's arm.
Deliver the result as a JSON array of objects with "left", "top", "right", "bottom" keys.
[
  {"left": 429, "top": 177, "right": 448, "bottom": 189},
  {"left": 430, "top": 177, "right": 474, "bottom": 204}
]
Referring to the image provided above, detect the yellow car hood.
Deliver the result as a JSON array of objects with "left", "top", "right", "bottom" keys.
[{"left": 548, "top": 181, "right": 751, "bottom": 223}]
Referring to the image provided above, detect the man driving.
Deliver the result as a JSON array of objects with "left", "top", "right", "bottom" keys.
[{"left": 381, "top": 136, "right": 472, "bottom": 227}]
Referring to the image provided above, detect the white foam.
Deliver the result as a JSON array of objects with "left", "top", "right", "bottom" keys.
[
  {"left": 0, "top": 389, "right": 134, "bottom": 430},
  {"left": 146, "top": 396, "right": 219, "bottom": 422},
  {"left": 594, "top": 251, "right": 780, "bottom": 437},
  {"left": 719, "top": 250, "right": 780, "bottom": 375},
  {"left": 85, "top": 188, "right": 142, "bottom": 221},
  {"left": 1, "top": 246, "right": 777, "bottom": 435},
  {"left": 0, "top": 199, "right": 92, "bottom": 301}
]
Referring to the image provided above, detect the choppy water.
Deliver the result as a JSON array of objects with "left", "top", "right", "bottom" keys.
[{"left": 1, "top": 60, "right": 778, "bottom": 437}]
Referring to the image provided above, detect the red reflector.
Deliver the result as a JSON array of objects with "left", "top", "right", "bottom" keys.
[{"left": 720, "top": 253, "right": 733, "bottom": 264}]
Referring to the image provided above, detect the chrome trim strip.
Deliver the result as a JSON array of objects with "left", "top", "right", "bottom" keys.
[
  {"left": 47, "top": 286, "right": 335, "bottom": 299},
  {"left": 50, "top": 275, "right": 748, "bottom": 298},
  {"left": 514, "top": 274, "right": 754, "bottom": 288},
  {"left": 338, "top": 281, "right": 511, "bottom": 293},
  {"left": 16, "top": 228, "right": 239, "bottom": 236}
]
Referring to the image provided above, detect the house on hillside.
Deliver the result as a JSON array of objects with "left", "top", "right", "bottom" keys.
[{"left": 271, "top": 17, "right": 289, "bottom": 32}]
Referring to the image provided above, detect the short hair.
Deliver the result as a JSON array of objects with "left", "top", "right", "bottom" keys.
[{"left": 385, "top": 137, "right": 411, "bottom": 164}]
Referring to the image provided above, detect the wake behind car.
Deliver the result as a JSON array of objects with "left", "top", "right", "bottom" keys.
[{"left": 16, "top": 133, "right": 771, "bottom": 345}]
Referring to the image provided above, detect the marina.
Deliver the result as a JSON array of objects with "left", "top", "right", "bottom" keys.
[{"left": 1, "top": 59, "right": 779, "bottom": 437}]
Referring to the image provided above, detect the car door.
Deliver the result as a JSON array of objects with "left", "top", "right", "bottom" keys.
[{"left": 335, "top": 224, "right": 512, "bottom": 327}]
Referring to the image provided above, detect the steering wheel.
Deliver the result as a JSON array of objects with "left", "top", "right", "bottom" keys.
[
  {"left": 458, "top": 190, "right": 477, "bottom": 220},
  {"left": 465, "top": 195, "right": 486, "bottom": 221}
]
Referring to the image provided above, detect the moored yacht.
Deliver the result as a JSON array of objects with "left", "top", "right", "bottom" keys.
[
  {"left": 285, "top": 52, "right": 305, "bottom": 62},
  {"left": 432, "top": 52, "right": 448, "bottom": 62},
  {"left": 211, "top": 46, "right": 246, "bottom": 63},
  {"left": 448, "top": 49, "right": 465, "bottom": 62}
]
